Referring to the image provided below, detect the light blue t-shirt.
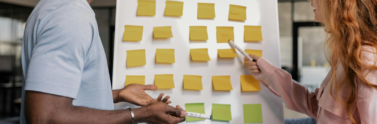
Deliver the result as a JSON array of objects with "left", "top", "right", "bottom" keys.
[{"left": 20, "top": 0, "right": 114, "bottom": 123}]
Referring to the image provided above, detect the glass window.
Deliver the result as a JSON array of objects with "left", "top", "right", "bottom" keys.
[
  {"left": 278, "top": 2, "right": 293, "bottom": 69},
  {"left": 299, "top": 27, "right": 327, "bottom": 66},
  {"left": 294, "top": 2, "right": 315, "bottom": 22},
  {"left": 298, "top": 27, "right": 329, "bottom": 89}
]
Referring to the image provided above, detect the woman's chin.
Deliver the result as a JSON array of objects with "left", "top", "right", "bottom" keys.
[{"left": 313, "top": 13, "right": 322, "bottom": 22}]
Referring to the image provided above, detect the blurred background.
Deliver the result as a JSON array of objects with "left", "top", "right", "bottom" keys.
[{"left": 0, "top": 0, "right": 328, "bottom": 123}]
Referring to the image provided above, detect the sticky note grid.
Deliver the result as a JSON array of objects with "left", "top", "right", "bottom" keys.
[{"left": 121, "top": 1, "right": 271, "bottom": 123}]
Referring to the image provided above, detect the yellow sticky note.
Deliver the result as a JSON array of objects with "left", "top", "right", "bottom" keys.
[
  {"left": 156, "top": 49, "right": 175, "bottom": 64},
  {"left": 154, "top": 74, "right": 175, "bottom": 89},
  {"left": 123, "top": 25, "right": 143, "bottom": 42},
  {"left": 245, "top": 49, "right": 263, "bottom": 57},
  {"left": 153, "top": 26, "right": 173, "bottom": 39},
  {"left": 244, "top": 26, "right": 263, "bottom": 42},
  {"left": 126, "top": 49, "right": 146, "bottom": 67},
  {"left": 183, "top": 75, "right": 203, "bottom": 90},
  {"left": 137, "top": 0, "right": 156, "bottom": 16},
  {"left": 164, "top": 1, "right": 184, "bottom": 17},
  {"left": 218, "top": 49, "right": 238, "bottom": 58},
  {"left": 125, "top": 75, "right": 145, "bottom": 86},
  {"left": 241, "top": 75, "right": 261, "bottom": 91},
  {"left": 217, "top": 27, "right": 234, "bottom": 43},
  {"left": 229, "top": 4, "right": 247, "bottom": 21},
  {"left": 197, "top": 3, "right": 215, "bottom": 19},
  {"left": 190, "top": 48, "right": 211, "bottom": 61},
  {"left": 212, "top": 76, "right": 233, "bottom": 91},
  {"left": 190, "top": 26, "right": 208, "bottom": 41}
]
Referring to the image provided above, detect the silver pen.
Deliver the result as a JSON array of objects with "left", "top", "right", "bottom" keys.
[{"left": 186, "top": 112, "right": 212, "bottom": 120}]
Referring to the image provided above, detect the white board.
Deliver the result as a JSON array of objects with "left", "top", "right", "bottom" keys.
[{"left": 112, "top": 0, "right": 283, "bottom": 123}]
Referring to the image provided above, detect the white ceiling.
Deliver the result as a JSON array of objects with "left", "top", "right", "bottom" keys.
[{"left": 0, "top": 0, "right": 117, "bottom": 7}]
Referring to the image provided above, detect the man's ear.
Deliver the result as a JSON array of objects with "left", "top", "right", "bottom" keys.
[{"left": 86, "top": 0, "right": 93, "bottom": 4}]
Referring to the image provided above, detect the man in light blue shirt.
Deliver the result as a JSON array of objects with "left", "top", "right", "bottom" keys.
[{"left": 21, "top": 0, "right": 186, "bottom": 123}]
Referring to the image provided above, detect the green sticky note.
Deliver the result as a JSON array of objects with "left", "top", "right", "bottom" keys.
[
  {"left": 185, "top": 103, "right": 205, "bottom": 122},
  {"left": 243, "top": 104, "right": 263, "bottom": 123},
  {"left": 212, "top": 103, "right": 232, "bottom": 121}
]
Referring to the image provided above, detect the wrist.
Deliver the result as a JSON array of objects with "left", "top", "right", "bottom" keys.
[{"left": 132, "top": 107, "right": 151, "bottom": 123}]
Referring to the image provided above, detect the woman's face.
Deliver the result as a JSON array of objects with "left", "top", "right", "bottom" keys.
[{"left": 308, "top": 0, "right": 322, "bottom": 22}]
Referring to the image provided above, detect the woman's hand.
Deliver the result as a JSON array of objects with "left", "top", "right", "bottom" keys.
[
  {"left": 244, "top": 54, "right": 261, "bottom": 74},
  {"left": 243, "top": 54, "right": 276, "bottom": 88}
]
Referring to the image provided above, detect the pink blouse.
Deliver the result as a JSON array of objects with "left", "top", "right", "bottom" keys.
[{"left": 252, "top": 47, "right": 377, "bottom": 124}]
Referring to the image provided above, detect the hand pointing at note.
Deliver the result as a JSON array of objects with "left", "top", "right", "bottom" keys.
[
  {"left": 244, "top": 54, "right": 271, "bottom": 86},
  {"left": 244, "top": 54, "right": 260, "bottom": 74}
]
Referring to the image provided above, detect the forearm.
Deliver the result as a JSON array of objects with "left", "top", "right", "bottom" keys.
[
  {"left": 27, "top": 105, "right": 149, "bottom": 124},
  {"left": 25, "top": 91, "right": 150, "bottom": 124},
  {"left": 255, "top": 58, "right": 319, "bottom": 117},
  {"left": 50, "top": 106, "right": 148, "bottom": 124}
]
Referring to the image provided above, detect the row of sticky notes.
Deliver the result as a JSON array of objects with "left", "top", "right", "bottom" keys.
[
  {"left": 137, "top": 1, "right": 247, "bottom": 21},
  {"left": 126, "top": 49, "right": 262, "bottom": 67},
  {"left": 125, "top": 75, "right": 261, "bottom": 91},
  {"left": 185, "top": 103, "right": 263, "bottom": 123},
  {"left": 122, "top": 26, "right": 173, "bottom": 41},
  {"left": 137, "top": 0, "right": 184, "bottom": 17},
  {"left": 123, "top": 25, "right": 263, "bottom": 42}
]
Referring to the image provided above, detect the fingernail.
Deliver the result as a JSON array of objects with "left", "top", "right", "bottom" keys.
[{"left": 181, "top": 110, "right": 187, "bottom": 117}]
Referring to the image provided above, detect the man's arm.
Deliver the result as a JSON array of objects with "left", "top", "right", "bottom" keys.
[{"left": 25, "top": 91, "right": 185, "bottom": 124}]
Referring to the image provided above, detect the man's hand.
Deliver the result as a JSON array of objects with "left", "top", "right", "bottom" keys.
[
  {"left": 116, "top": 84, "right": 171, "bottom": 106},
  {"left": 156, "top": 93, "right": 172, "bottom": 104},
  {"left": 138, "top": 102, "right": 186, "bottom": 124}
]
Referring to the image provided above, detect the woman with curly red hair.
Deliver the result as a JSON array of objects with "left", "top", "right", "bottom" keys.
[{"left": 246, "top": 0, "right": 377, "bottom": 123}]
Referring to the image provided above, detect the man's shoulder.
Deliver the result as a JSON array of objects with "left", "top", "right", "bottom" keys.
[{"left": 32, "top": 0, "right": 94, "bottom": 23}]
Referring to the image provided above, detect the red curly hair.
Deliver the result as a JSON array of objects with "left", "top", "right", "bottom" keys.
[{"left": 320, "top": 0, "right": 377, "bottom": 123}]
